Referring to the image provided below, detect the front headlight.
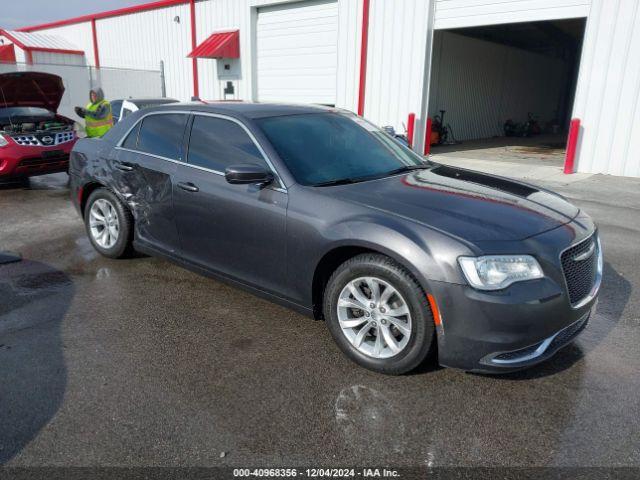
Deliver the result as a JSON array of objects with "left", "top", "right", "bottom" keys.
[
  {"left": 0, "top": 135, "right": 8, "bottom": 147},
  {"left": 458, "top": 255, "right": 543, "bottom": 290}
]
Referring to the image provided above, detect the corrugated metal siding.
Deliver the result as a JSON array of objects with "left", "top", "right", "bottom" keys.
[
  {"left": 196, "top": 0, "right": 246, "bottom": 100},
  {"left": 35, "top": 22, "right": 96, "bottom": 65},
  {"left": 31, "top": 51, "right": 86, "bottom": 66},
  {"left": 573, "top": 0, "right": 640, "bottom": 177},
  {"left": 428, "top": 31, "right": 569, "bottom": 141},
  {"left": 4, "top": 30, "right": 82, "bottom": 51},
  {"left": 195, "top": 0, "right": 360, "bottom": 106},
  {"left": 364, "top": 0, "right": 431, "bottom": 135},
  {"left": 434, "top": 0, "right": 590, "bottom": 29},
  {"left": 335, "top": 0, "right": 362, "bottom": 112},
  {"left": 255, "top": 0, "right": 339, "bottom": 104},
  {"left": 96, "top": 3, "right": 193, "bottom": 101}
]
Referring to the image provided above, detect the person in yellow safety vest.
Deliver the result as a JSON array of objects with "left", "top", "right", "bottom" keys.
[{"left": 74, "top": 88, "right": 113, "bottom": 138}]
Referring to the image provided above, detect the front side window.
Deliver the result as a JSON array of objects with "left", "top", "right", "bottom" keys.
[
  {"left": 136, "top": 114, "right": 188, "bottom": 160},
  {"left": 256, "top": 113, "right": 425, "bottom": 186},
  {"left": 187, "top": 116, "right": 264, "bottom": 172}
]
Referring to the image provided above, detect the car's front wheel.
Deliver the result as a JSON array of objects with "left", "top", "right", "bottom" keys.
[
  {"left": 85, "top": 188, "right": 134, "bottom": 259},
  {"left": 323, "top": 253, "right": 436, "bottom": 375}
]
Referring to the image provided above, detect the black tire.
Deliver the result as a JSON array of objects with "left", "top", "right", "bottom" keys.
[
  {"left": 323, "top": 253, "right": 436, "bottom": 375},
  {"left": 84, "top": 188, "right": 134, "bottom": 259}
]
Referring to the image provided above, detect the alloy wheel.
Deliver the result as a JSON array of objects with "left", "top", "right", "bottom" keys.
[
  {"left": 89, "top": 198, "right": 120, "bottom": 249},
  {"left": 337, "top": 276, "right": 412, "bottom": 359}
]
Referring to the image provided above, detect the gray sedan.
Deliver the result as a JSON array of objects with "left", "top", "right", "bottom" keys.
[{"left": 68, "top": 103, "right": 602, "bottom": 374}]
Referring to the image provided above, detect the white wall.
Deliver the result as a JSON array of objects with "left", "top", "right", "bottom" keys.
[
  {"left": 434, "top": 0, "right": 590, "bottom": 29},
  {"left": 24, "top": 0, "right": 640, "bottom": 177},
  {"left": 195, "top": 0, "right": 246, "bottom": 100},
  {"left": 96, "top": 3, "right": 193, "bottom": 101},
  {"left": 35, "top": 22, "right": 96, "bottom": 65},
  {"left": 428, "top": 31, "right": 569, "bottom": 141},
  {"left": 364, "top": 0, "right": 433, "bottom": 142},
  {"left": 32, "top": 51, "right": 87, "bottom": 66},
  {"left": 195, "top": 0, "right": 361, "bottom": 107},
  {"left": 573, "top": 0, "right": 640, "bottom": 177}
]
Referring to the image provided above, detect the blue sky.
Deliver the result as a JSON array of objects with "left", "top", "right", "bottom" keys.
[{"left": 2, "top": 0, "right": 153, "bottom": 30}]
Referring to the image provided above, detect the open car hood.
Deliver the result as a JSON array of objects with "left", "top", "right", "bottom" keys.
[{"left": 0, "top": 71, "right": 65, "bottom": 112}]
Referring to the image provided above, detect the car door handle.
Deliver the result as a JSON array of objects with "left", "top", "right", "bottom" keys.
[
  {"left": 115, "top": 161, "right": 135, "bottom": 172},
  {"left": 177, "top": 182, "right": 199, "bottom": 193}
]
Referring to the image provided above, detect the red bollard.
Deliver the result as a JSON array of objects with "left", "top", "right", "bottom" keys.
[
  {"left": 424, "top": 117, "right": 433, "bottom": 156},
  {"left": 407, "top": 113, "right": 416, "bottom": 149},
  {"left": 564, "top": 118, "right": 581, "bottom": 174}
]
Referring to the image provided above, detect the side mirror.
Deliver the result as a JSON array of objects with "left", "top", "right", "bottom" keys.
[{"left": 225, "top": 164, "right": 274, "bottom": 185}]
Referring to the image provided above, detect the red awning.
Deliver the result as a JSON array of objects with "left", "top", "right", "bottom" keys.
[
  {"left": 188, "top": 30, "right": 239, "bottom": 59},
  {"left": 0, "top": 44, "right": 16, "bottom": 63}
]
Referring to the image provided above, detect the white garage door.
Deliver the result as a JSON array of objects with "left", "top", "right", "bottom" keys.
[
  {"left": 434, "top": 0, "right": 590, "bottom": 30},
  {"left": 256, "top": 0, "right": 338, "bottom": 105}
]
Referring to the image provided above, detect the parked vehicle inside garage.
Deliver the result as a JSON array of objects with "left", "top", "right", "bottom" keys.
[
  {"left": 111, "top": 98, "right": 179, "bottom": 124},
  {"left": 69, "top": 103, "right": 602, "bottom": 375},
  {"left": 0, "top": 72, "right": 77, "bottom": 180}
]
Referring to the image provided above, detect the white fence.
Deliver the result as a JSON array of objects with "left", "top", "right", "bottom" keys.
[{"left": 0, "top": 61, "right": 165, "bottom": 122}]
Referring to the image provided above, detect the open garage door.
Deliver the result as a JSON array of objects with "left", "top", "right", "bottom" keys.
[
  {"left": 256, "top": 0, "right": 338, "bottom": 105},
  {"left": 427, "top": 18, "right": 586, "bottom": 170},
  {"left": 434, "top": 0, "right": 590, "bottom": 30}
]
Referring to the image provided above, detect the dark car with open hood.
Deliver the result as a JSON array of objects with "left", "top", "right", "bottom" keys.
[
  {"left": 0, "top": 71, "right": 77, "bottom": 180},
  {"left": 69, "top": 103, "right": 602, "bottom": 375}
]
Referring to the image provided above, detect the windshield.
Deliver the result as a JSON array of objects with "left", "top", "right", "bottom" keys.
[
  {"left": 0, "top": 107, "right": 54, "bottom": 124},
  {"left": 255, "top": 112, "right": 426, "bottom": 186}
]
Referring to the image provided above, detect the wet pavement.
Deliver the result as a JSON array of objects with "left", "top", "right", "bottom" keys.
[{"left": 0, "top": 172, "right": 639, "bottom": 467}]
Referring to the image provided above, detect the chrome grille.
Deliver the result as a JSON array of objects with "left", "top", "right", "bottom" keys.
[
  {"left": 561, "top": 235, "right": 599, "bottom": 306},
  {"left": 12, "top": 135, "right": 39, "bottom": 146},
  {"left": 11, "top": 131, "right": 75, "bottom": 146}
]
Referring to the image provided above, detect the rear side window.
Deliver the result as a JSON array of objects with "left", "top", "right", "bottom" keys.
[
  {"left": 122, "top": 122, "right": 140, "bottom": 149},
  {"left": 187, "top": 116, "right": 264, "bottom": 172},
  {"left": 136, "top": 114, "right": 188, "bottom": 160}
]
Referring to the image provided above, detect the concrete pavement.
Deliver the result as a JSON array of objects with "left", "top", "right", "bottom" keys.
[{"left": 1, "top": 171, "right": 639, "bottom": 468}]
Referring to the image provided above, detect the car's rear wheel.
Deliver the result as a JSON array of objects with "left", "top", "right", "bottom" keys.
[
  {"left": 323, "top": 253, "right": 436, "bottom": 375},
  {"left": 85, "top": 188, "right": 134, "bottom": 259}
]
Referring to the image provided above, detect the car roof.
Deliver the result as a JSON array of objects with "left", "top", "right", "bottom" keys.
[
  {"left": 119, "top": 98, "right": 179, "bottom": 105},
  {"left": 143, "top": 101, "right": 343, "bottom": 119}
]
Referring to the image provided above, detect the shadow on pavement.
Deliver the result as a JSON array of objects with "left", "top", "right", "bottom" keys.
[{"left": 0, "top": 259, "right": 73, "bottom": 464}]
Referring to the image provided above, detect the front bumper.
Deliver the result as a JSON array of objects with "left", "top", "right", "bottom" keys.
[
  {"left": 431, "top": 223, "right": 600, "bottom": 373},
  {"left": 0, "top": 139, "right": 76, "bottom": 178}
]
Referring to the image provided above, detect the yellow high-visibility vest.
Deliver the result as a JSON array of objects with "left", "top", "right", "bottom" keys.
[{"left": 85, "top": 100, "right": 113, "bottom": 138}]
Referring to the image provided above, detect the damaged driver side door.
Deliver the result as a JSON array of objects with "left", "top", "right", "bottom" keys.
[{"left": 112, "top": 112, "right": 189, "bottom": 255}]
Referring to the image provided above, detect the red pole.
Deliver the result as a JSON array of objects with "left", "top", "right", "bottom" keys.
[
  {"left": 424, "top": 117, "right": 433, "bottom": 155},
  {"left": 357, "top": 0, "right": 370, "bottom": 116},
  {"left": 189, "top": 0, "right": 199, "bottom": 99},
  {"left": 564, "top": 118, "right": 581, "bottom": 174},
  {"left": 407, "top": 113, "right": 416, "bottom": 149},
  {"left": 91, "top": 19, "right": 100, "bottom": 68}
]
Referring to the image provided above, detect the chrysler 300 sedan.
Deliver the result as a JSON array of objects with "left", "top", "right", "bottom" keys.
[{"left": 69, "top": 103, "right": 602, "bottom": 374}]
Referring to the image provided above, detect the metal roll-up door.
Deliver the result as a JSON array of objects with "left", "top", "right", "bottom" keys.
[{"left": 256, "top": 0, "right": 339, "bottom": 105}]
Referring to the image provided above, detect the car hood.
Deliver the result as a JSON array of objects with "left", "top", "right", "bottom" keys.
[
  {"left": 0, "top": 71, "right": 65, "bottom": 112},
  {"left": 331, "top": 164, "right": 580, "bottom": 241}
]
